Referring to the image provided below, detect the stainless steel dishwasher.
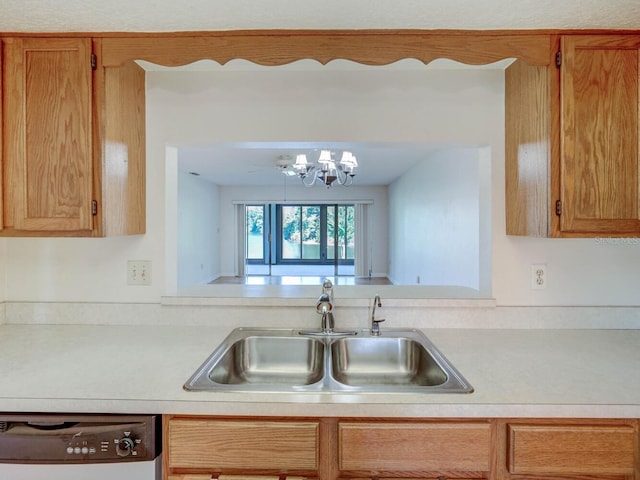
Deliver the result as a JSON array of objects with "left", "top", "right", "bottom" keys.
[{"left": 0, "top": 413, "right": 161, "bottom": 480}]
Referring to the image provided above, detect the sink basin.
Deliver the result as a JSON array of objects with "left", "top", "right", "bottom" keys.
[
  {"left": 184, "top": 328, "right": 472, "bottom": 394},
  {"left": 185, "top": 329, "right": 325, "bottom": 392},
  {"left": 330, "top": 336, "right": 448, "bottom": 387}
]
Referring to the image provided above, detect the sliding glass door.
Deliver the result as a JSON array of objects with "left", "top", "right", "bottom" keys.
[{"left": 245, "top": 203, "right": 354, "bottom": 276}]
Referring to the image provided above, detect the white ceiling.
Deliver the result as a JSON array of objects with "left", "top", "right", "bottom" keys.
[
  {"left": 3, "top": 0, "right": 640, "bottom": 32},
  {"left": 178, "top": 141, "right": 456, "bottom": 186}
]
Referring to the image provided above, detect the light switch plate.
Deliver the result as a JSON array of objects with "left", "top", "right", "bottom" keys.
[{"left": 128, "top": 260, "right": 152, "bottom": 286}]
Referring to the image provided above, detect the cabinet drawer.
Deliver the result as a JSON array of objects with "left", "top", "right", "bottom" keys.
[
  {"left": 339, "top": 422, "right": 491, "bottom": 472},
  {"left": 508, "top": 424, "right": 636, "bottom": 475},
  {"left": 166, "top": 418, "right": 319, "bottom": 471}
]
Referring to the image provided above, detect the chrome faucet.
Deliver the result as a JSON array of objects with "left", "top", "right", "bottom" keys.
[
  {"left": 316, "top": 279, "right": 335, "bottom": 334},
  {"left": 299, "top": 279, "right": 357, "bottom": 337},
  {"left": 370, "top": 294, "right": 385, "bottom": 335}
]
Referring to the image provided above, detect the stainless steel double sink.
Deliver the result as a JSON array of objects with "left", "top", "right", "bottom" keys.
[{"left": 184, "top": 328, "right": 473, "bottom": 394}]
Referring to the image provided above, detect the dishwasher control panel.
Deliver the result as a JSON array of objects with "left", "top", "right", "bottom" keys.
[{"left": 0, "top": 414, "right": 160, "bottom": 464}]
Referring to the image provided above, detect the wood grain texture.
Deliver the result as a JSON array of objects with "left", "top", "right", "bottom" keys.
[
  {"left": 166, "top": 417, "right": 319, "bottom": 472},
  {"left": 3, "top": 37, "right": 93, "bottom": 232},
  {"left": 218, "top": 476, "right": 279, "bottom": 480},
  {"left": 560, "top": 35, "right": 640, "bottom": 234},
  {"left": 319, "top": 418, "right": 339, "bottom": 480},
  {"left": 101, "top": 31, "right": 552, "bottom": 68},
  {"left": 508, "top": 424, "right": 636, "bottom": 475},
  {"left": 100, "top": 59, "right": 146, "bottom": 235},
  {"left": 167, "top": 475, "right": 212, "bottom": 480},
  {"left": 0, "top": 39, "right": 3, "bottom": 231},
  {"left": 338, "top": 422, "right": 491, "bottom": 473},
  {"left": 505, "top": 59, "right": 551, "bottom": 236}
]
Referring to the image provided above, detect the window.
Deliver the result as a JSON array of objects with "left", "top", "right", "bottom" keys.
[
  {"left": 245, "top": 205, "right": 265, "bottom": 263},
  {"left": 246, "top": 204, "right": 355, "bottom": 269}
]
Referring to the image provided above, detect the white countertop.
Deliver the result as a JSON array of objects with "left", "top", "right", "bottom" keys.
[{"left": 0, "top": 323, "right": 638, "bottom": 418}]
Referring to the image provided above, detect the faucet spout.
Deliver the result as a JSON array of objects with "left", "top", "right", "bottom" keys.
[
  {"left": 299, "top": 278, "right": 357, "bottom": 337},
  {"left": 370, "top": 294, "right": 385, "bottom": 336},
  {"left": 316, "top": 293, "right": 333, "bottom": 314},
  {"left": 317, "top": 279, "right": 335, "bottom": 334}
]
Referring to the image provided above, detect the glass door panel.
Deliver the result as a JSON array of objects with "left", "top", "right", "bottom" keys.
[
  {"left": 281, "top": 205, "right": 301, "bottom": 259},
  {"left": 302, "top": 206, "right": 321, "bottom": 260},
  {"left": 245, "top": 205, "right": 264, "bottom": 262}
]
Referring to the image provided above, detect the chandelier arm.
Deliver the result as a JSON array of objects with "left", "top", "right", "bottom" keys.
[
  {"left": 301, "top": 167, "right": 318, "bottom": 187},
  {"left": 334, "top": 168, "right": 348, "bottom": 185}
]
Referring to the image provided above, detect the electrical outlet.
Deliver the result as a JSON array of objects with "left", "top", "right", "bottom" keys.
[
  {"left": 128, "top": 260, "right": 152, "bottom": 286},
  {"left": 531, "top": 264, "right": 547, "bottom": 290}
]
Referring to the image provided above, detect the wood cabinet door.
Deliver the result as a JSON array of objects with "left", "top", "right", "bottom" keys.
[
  {"left": 338, "top": 422, "right": 491, "bottom": 475},
  {"left": 0, "top": 39, "right": 3, "bottom": 231},
  {"left": 4, "top": 37, "right": 93, "bottom": 232},
  {"left": 560, "top": 35, "right": 640, "bottom": 235},
  {"left": 508, "top": 423, "right": 636, "bottom": 475},
  {"left": 165, "top": 417, "right": 319, "bottom": 473}
]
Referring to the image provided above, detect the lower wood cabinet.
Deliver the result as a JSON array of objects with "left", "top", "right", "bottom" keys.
[
  {"left": 338, "top": 421, "right": 490, "bottom": 478},
  {"left": 168, "top": 476, "right": 315, "bottom": 480},
  {"left": 164, "top": 416, "right": 639, "bottom": 480},
  {"left": 164, "top": 416, "right": 319, "bottom": 477},
  {"left": 507, "top": 422, "right": 637, "bottom": 476}
]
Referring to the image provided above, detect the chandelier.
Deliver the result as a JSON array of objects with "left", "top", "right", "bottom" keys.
[{"left": 292, "top": 150, "right": 358, "bottom": 187}]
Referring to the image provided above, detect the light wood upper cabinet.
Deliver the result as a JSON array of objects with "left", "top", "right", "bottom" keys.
[
  {"left": 560, "top": 35, "right": 640, "bottom": 235},
  {"left": 0, "top": 40, "right": 3, "bottom": 232},
  {"left": 507, "top": 34, "right": 640, "bottom": 237},
  {"left": 92, "top": 40, "right": 146, "bottom": 236},
  {"left": 505, "top": 59, "right": 552, "bottom": 237},
  {"left": 1, "top": 37, "right": 145, "bottom": 236},
  {"left": 3, "top": 37, "right": 93, "bottom": 232}
]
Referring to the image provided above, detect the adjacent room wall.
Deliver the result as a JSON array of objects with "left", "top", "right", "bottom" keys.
[
  {"left": 0, "top": 238, "right": 6, "bottom": 306},
  {"left": 177, "top": 170, "right": 220, "bottom": 288},
  {"left": 388, "top": 148, "right": 481, "bottom": 290}
]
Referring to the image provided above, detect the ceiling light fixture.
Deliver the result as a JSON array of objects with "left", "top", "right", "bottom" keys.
[{"left": 292, "top": 150, "right": 358, "bottom": 187}]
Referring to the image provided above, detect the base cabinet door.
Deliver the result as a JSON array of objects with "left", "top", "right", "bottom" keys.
[
  {"left": 508, "top": 423, "right": 637, "bottom": 476},
  {"left": 338, "top": 421, "right": 491, "bottom": 479},
  {"left": 164, "top": 416, "right": 320, "bottom": 478},
  {"left": 168, "top": 476, "right": 316, "bottom": 480}
]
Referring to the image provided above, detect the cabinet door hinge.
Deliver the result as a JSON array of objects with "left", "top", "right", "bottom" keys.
[
  {"left": 92, "top": 200, "right": 98, "bottom": 216},
  {"left": 555, "top": 200, "right": 562, "bottom": 216},
  {"left": 91, "top": 53, "right": 97, "bottom": 71},
  {"left": 555, "top": 51, "right": 562, "bottom": 68}
]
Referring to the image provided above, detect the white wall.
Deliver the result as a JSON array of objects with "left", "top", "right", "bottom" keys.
[
  {"left": 3, "top": 64, "right": 640, "bottom": 306},
  {"left": 0, "top": 238, "right": 6, "bottom": 303},
  {"left": 388, "top": 148, "right": 482, "bottom": 290},
  {"left": 177, "top": 170, "right": 220, "bottom": 288},
  {"left": 216, "top": 184, "right": 388, "bottom": 277}
]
